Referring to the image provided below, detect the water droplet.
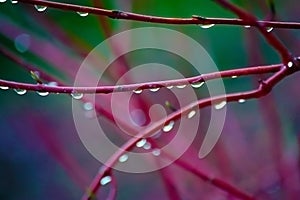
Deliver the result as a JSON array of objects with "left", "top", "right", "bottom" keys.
[
  {"left": 238, "top": 99, "right": 246, "bottom": 103},
  {"left": 231, "top": 75, "right": 238, "bottom": 79},
  {"left": 136, "top": 139, "right": 147, "bottom": 148},
  {"left": 143, "top": 142, "right": 151, "bottom": 150},
  {"left": 187, "top": 110, "right": 196, "bottom": 119},
  {"left": 266, "top": 27, "right": 273, "bottom": 32},
  {"left": 244, "top": 25, "right": 251, "bottom": 28},
  {"left": 71, "top": 92, "right": 83, "bottom": 100},
  {"left": 10, "top": 0, "right": 18, "bottom": 3},
  {"left": 0, "top": 0, "right": 7, "bottom": 3},
  {"left": 287, "top": 61, "right": 293, "bottom": 68},
  {"left": 118, "top": 154, "right": 128, "bottom": 163},
  {"left": 100, "top": 176, "right": 112, "bottom": 186},
  {"left": 200, "top": 24, "right": 215, "bottom": 29},
  {"left": 191, "top": 81, "right": 204, "bottom": 88},
  {"left": 149, "top": 87, "right": 160, "bottom": 92},
  {"left": 77, "top": 12, "right": 89, "bottom": 17},
  {"left": 0, "top": 86, "right": 9, "bottom": 90},
  {"left": 14, "top": 89, "right": 27, "bottom": 95},
  {"left": 46, "top": 81, "right": 58, "bottom": 87},
  {"left": 133, "top": 89, "right": 142, "bottom": 94},
  {"left": 152, "top": 149, "right": 161, "bottom": 156},
  {"left": 83, "top": 102, "right": 93, "bottom": 111},
  {"left": 34, "top": 5, "right": 47, "bottom": 12},
  {"left": 162, "top": 121, "right": 174, "bottom": 132},
  {"left": 214, "top": 101, "right": 227, "bottom": 110},
  {"left": 166, "top": 85, "right": 173, "bottom": 89},
  {"left": 176, "top": 85, "right": 186, "bottom": 89},
  {"left": 37, "top": 91, "right": 49, "bottom": 97}
]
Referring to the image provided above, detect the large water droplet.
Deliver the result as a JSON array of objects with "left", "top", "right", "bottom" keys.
[
  {"left": 14, "top": 89, "right": 27, "bottom": 95},
  {"left": 214, "top": 101, "right": 227, "bottom": 110},
  {"left": 266, "top": 27, "right": 273, "bottom": 32},
  {"left": 287, "top": 61, "right": 293, "bottom": 68},
  {"left": 136, "top": 139, "right": 147, "bottom": 148},
  {"left": 83, "top": 102, "right": 94, "bottom": 111},
  {"left": 238, "top": 99, "right": 246, "bottom": 103},
  {"left": 143, "top": 142, "right": 151, "bottom": 150},
  {"left": 176, "top": 84, "right": 186, "bottom": 89},
  {"left": 0, "top": 86, "right": 9, "bottom": 90},
  {"left": 0, "top": 0, "right": 7, "bottom": 3},
  {"left": 162, "top": 121, "right": 174, "bottom": 132},
  {"left": 166, "top": 85, "right": 173, "bottom": 89},
  {"left": 152, "top": 149, "right": 161, "bottom": 156},
  {"left": 10, "top": 0, "right": 18, "bottom": 3},
  {"left": 37, "top": 91, "right": 49, "bottom": 97},
  {"left": 133, "top": 89, "right": 142, "bottom": 94},
  {"left": 100, "top": 176, "right": 112, "bottom": 186},
  {"left": 149, "top": 87, "right": 160, "bottom": 92},
  {"left": 34, "top": 5, "right": 47, "bottom": 12},
  {"left": 71, "top": 92, "right": 83, "bottom": 100},
  {"left": 77, "top": 12, "right": 89, "bottom": 17},
  {"left": 200, "top": 24, "right": 215, "bottom": 29},
  {"left": 187, "top": 110, "right": 196, "bottom": 119},
  {"left": 191, "top": 81, "right": 204, "bottom": 88},
  {"left": 118, "top": 154, "right": 128, "bottom": 163}
]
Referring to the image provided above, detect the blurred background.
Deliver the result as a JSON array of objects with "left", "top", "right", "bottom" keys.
[{"left": 1, "top": 0, "right": 300, "bottom": 199}]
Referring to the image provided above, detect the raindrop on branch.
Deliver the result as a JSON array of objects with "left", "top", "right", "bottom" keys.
[
  {"left": 133, "top": 89, "right": 143, "bottom": 94},
  {"left": 149, "top": 88, "right": 160, "bottom": 92},
  {"left": 191, "top": 81, "right": 204, "bottom": 88},
  {"left": 77, "top": 12, "right": 89, "bottom": 17},
  {"left": 238, "top": 99, "right": 246, "bottom": 103},
  {"left": 0, "top": 86, "right": 9, "bottom": 90},
  {"left": 152, "top": 149, "right": 161, "bottom": 156},
  {"left": 0, "top": 0, "right": 7, "bottom": 3},
  {"left": 118, "top": 154, "right": 129, "bottom": 163},
  {"left": 187, "top": 110, "right": 196, "bottom": 119},
  {"left": 71, "top": 92, "right": 83, "bottom": 100},
  {"left": 136, "top": 139, "right": 147, "bottom": 148},
  {"left": 200, "top": 24, "right": 215, "bottom": 29},
  {"left": 34, "top": 5, "right": 47, "bottom": 12},
  {"left": 266, "top": 27, "right": 273, "bottom": 32},
  {"left": 176, "top": 84, "right": 186, "bottom": 89},
  {"left": 100, "top": 176, "right": 112, "bottom": 186},
  {"left": 37, "top": 91, "right": 49, "bottom": 97},
  {"left": 162, "top": 121, "right": 175, "bottom": 132},
  {"left": 10, "top": 0, "right": 18, "bottom": 3},
  {"left": 166, "top": 85, "right": 173, "bottom": 89},
  {"left": 214, "top": 101, "right": 226, "bottom": 110},
  {"left": 14, "top": 89, "right": 27, "bottom": 95}
]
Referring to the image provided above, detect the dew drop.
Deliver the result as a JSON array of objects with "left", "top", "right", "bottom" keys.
[
  {"left": 149, "top": 87, "right": 160, "bottom": 92},
  {"left": 238, "top": 99, "right": 246, "bottom": 103},
  {"left": 231, "top": 75, "right": 238, "bottom": 79},
  {"left": 152, "top": 149, "right": 161, "bottom": 156},
  {"left": 214, "top": 101, "right": 227, "bottom": 110},
  {"left": 77, "top": 12, "right": 89, "bottom": 17},
  {"left": 46, "top": 81, "right": 58, "bottom": 87},
  {"left": 37, "top": 91, "right": 49, "bottom": 97},
  {"left": 100, "top": 176, "right": 112, "bottom": 186},
  {"left": 187, "top": 110, "right": 196, "bottom": 119},
  {"left": 136, "top": 139, "right": 147, "bottom": 148},
  {"left": 83, "top": 102, "right": 94, "bottom": 111},
  {"left": 0, "top": 0, "right": 7, "bottom": 3},
  {"left": 162, "top": 121, "right": 175, "bottom": 132},
  {"left": 133, "top": 89, "right": 142, "bottom": 94},
  {"left": 191, "top": 81, "right": 204, "bottom": 88},
  {"left": 166, "top": 85, "right": 173, "bottom": 89},
  {"left": 266, "top": 27, "right": 273, "bottom": 32},
  {"left": 287, "top": 61, "right": 293, "bottom": 68},
  {"left": 10, "top": 0, "right": 18, "bottom": 3},
  {"left": 143, "top": 142, "right": 151, "bottom": 150},
  {"left": 14, "top": 89, "right": 27, "bottom": 95},
  {"left": 244, "top": 25, "right": 251, "bottom": 28},
  {"left": 0, "top": 86, "right": 9, "bottom": 90},
  {"left": 71, "top": 92, "right": 83, "bottom": 100},
  {"left": 118, "top": 154, "right": 128, "bottom": 163},
  {"left": 34, "top": 5, "right": 47, "bottom": 12},
  {"left": 176, "top": 84, "right": 186, "bottom": 89},
  {"left": 200, "top": 24, "right": 215, "bottom": 29}
]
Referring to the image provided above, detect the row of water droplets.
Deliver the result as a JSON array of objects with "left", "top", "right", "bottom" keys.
[{"left": 199, "top": 23, "right": 273, "bottom": 33}]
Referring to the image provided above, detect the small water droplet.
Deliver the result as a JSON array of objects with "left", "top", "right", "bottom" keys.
[
  {"left": 71, "top": 92, "right": 83, "bottom": 100},
  {"left": 14, "top": 89, "right": 27, "bottom": 95},
  {"left": 0, "top": 0, "right": 7, "bottom": 3},
  {"left": 83, "top": 102, "right": 94, "bottom": 111},
  {"left": 100, "top": 176, "right": 112, "bottom": 186},
  {"left": 187, "top": 110, "right": 196, "bottom": 119},
  {"left": 231, "top": 75, "right": 238, "bottom": 79},
  {"left": 118, "top": 154, "right": 128, "bottom": 163},
  {"left": 200, "top": 24, "right": 215, "bottom": 29},
  {"left": 287, "top": 61, "right": 293, "bottom": 68},
  {"left": 214, "top": 101, "right": 227, "bottom": 110},
  {"left": 176, "top": 84, "right": 186, "bottom": 89},
  {"left": 191, "top": 81, "right": 204, "bottom": 88},
  {"left": 143, "top": 142, "right": 151, "bottom": 150},
  {"left": 238, "top": 99, "right": 246, "bottom": 103},
  {"left": 46, "top": 81, "right": 58, "bottom": 87},
  {"left": 133, "top": 89, "right": 142, "bottom": 94},
  {"left": 244, "top": 25, "right": 251, "bottom": 28},
  {"left": 149, "top": 88, "right": 160, "bottom": 92},
  {"left": 162, "top": 121, "right": 174, "bottom": 132},
  {"left": 266, "top": 27, "right": 273, "bottom": 32},
  {"left": 136, "top": 139, "right": 147, "bottom": 148},
  {"left": 34, "top": 5, "right": 47, "bottom": 12},
  {"left": 10, "top": 0, "right": 18, "bottom": 3},
  {"left": 0, "top": 86, "right": 9, "bottom": 90},
  {"left": 37, "top": 91, "right": 49, "bottom": 97},
  {"left": 166, "top": 85, "right": 173, "bottom": 89},
  {"left": 152, "top": 149, "right": 161, "bottom": 156},
  {"left": 77, "top": 12, "right": 89, "bottom": 17}
]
